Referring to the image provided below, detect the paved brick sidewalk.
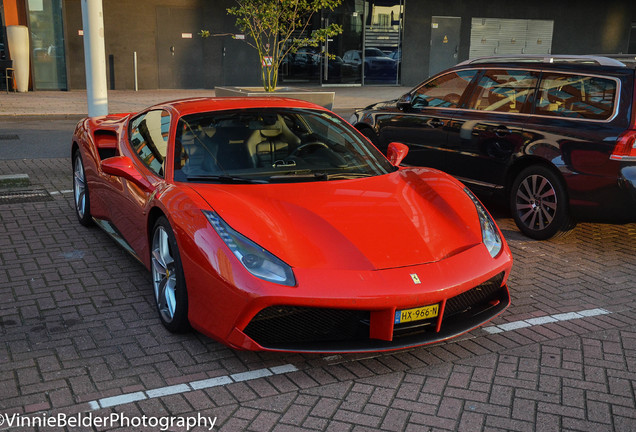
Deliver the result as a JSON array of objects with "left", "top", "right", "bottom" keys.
[
  {"left": 0, "top": 87, "right": 409, "bottom": 118},
  {"left": 1, "top": 158, "right": 635, "bottom": 431}
]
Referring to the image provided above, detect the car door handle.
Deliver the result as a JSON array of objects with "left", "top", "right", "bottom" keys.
[
  {"left": 494, "top": 126, "right": 510, "bottom": 136},
  {"left": 429, "top": 119, "right": 445, "bottom": 128}
]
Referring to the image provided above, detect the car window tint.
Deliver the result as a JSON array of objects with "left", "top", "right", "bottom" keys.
[
  {"left": 534, "top": 73, "right": 617, "bottom": 120},
  {"left": 467, "top": 70, "right": 538, "bottom": 113},
  {"left": 411, "top": 70, "right": 477, "bottom": 109},
  {"left": 129, "top": 109, "right": 170, "bottom": 176}
]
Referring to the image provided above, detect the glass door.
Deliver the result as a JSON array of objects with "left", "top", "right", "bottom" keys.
[
  {"left": 0, "top": 1, "right": 7, "bottom": 60},
  {"left": 26, "top": 0, "right": 67, "bottom": 90},
  {"left": 320, "top": 3, "right": 363, "bottom": 85},
  {"left": 281, "top": 0, "right": 403, "bottom": 86},
  {"left": 362, "top": 0, "right": 403, "bottom": 85},
  {"left": 279, "top": 13, "right": 321, "bottom": 85}
]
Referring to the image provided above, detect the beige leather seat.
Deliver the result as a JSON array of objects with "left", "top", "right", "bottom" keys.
[{"left": 246, "top": 116, "right": 301, "bottom": 167}]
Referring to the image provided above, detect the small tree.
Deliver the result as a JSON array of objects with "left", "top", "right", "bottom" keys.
[{"left": 203, "top": 0, "right": 343, "bottom": 92}]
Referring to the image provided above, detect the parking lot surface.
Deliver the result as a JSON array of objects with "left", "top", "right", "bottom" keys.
[
  {"left": 1, "top": 88, "right": 635, "bottom": 431},
  {"left": 1, "top": 155, "right": 635, "bottom": 431}
]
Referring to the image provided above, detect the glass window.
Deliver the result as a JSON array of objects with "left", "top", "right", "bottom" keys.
[
  {"left": 411, "top": 70, "right": 478, "bottom": 109},
  {"left": 534, "top": 73, "right": 617, "bottom": 120},
  {"left": 173, "top": 108, "right": 395, "bottom": 183},
  {"left": 466, "top": 69, "right": 538, "bottom": 113},
  {"left": 27, "top": 0, "right": 67, "bottom": 90},
  {"left": 129, "top": 110, "right": 170, "bottom": 176}
]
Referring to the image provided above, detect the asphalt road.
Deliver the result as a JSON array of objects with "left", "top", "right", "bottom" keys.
[{"left": 0, "top": 118, "right": 82, "bottom": 160}]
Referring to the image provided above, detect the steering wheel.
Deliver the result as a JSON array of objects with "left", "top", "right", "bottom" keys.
[{"left": 291, "top": 141, "right": 330, "bottom": 156}]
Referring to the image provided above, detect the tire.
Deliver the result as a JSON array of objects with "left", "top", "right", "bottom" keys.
[
  {"left": 510, "top": 165, "right": 572, "bottom": 240},
  {"left": 151, "top": 217, "right": 190, "bottom": 333},
  {"left": 72, "top": 150, "right": 93, "bottom": 227}
]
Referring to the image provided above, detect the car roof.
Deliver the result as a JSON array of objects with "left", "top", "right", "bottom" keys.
[{"left": 147, "top": 97, "right": 329, "bottom": 117}]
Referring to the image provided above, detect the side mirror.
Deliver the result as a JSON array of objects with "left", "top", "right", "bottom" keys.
[
  {"left": 387, "top": 142, "right": 409, "bottom": 166},
  {"left": 396, "top": 94, "right": 413, "bottom": 110},
  {"left": 101, "top": 156, "right": 153, "bottom": 191}
]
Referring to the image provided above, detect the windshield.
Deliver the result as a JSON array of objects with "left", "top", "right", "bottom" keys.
[{"left": 173, "top": 108, "right": 395, "bottom": 183}]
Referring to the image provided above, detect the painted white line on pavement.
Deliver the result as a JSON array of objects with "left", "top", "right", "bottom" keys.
[
  {"left": 190, "top": 375, "right": 232, "bottom": 391},
  {"left": 99, "top": 391, "right": 146, "bottom": 409},
  {"left": 145, "top": 383, "right": 190, "bottom": 398},
  {"left": 483, "top": 308, "right": 611, "bottom": 334},
  {"left": 88, "top": 364, "right": 298, "bottom": 410},
  {"left": 231, "top": 368, "right": 272, "bottom": 382}
]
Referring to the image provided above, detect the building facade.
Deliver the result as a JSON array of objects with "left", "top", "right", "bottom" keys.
[{"left": 1, "top": 0, "right": 635, "bottom": 91}]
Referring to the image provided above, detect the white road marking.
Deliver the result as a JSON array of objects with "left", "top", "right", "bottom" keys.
[
  {"left": 231, "top": 369, "right": 272, "bottom": 382},
  {"left": 99, "top": 391, "right": 146, "bottom": 409},
  {"left": 190, "top": 376, "right": 232, "bottom": 391},
  {"left": 483, "top": 308, "right": 610, "bottom": 334},
  {"left": 49, "top": 189, "right": 73, "bottom": 195},
  {"left": 88, "top": 364, "right": 298, "bottom": 410}
]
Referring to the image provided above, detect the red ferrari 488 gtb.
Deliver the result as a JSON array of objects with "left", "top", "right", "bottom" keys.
[{"left": 71, "top": 97, "right": 513, "bottom": 352}]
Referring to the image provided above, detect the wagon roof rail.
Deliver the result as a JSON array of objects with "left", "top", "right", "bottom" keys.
[{"left": 456, "top": 55, "right": 629, "bottom": 67}]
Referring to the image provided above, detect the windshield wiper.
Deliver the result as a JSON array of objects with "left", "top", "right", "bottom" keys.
[
  {"left": 269, "top": 172, "right": 328, "bottom": 183},
  {"left": 186, "top": 175, "right": 268, "bottom": 184},
  {"left": 268, "top": 172, "right": 373, "bottom": 183},
  {"left": 325, "top": 173, "right": 373, "bottom": 180}
]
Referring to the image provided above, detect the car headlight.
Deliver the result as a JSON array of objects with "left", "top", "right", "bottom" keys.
[
  {"left": 202, "top": 210, "right": 296, "bottom": 286},
  {"left": 464, "top": 188, "right": 503, "bottom": 258}
]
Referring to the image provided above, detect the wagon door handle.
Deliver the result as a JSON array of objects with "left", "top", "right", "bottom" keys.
[
  {"left": 494, "top": 126, "right": 510, "bottom": 136},
  {"left": 429, "top": 119, "right": 445, "bottom": 128}
]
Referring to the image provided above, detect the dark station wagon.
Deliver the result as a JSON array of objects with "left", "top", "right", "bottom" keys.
[{"left": 351, "top": 55, "right": 636, "bottom": 239}]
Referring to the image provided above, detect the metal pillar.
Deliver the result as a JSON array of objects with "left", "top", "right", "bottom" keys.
[{"left": 81, "top": 0, "right": 108, "bottom": 117}]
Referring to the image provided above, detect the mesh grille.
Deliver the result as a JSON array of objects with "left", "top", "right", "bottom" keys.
[
  {"left": 444, "top": 272, "right": 505, "bottom": 318},
  {"left": 243, "top": 273, "right": 507, "bottom": 350},
  {"left": 244, "top": 306, "right": 369, "bottom": 347}
]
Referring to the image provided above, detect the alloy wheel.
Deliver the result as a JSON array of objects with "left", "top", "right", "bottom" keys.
[
  {"left": 73, "top": 154, "right": 87, "bottom": 219},
  {"left": 73, "top": 152, "right": 92, "bottom": 226},
  {"left": 515, "top": 174, "right": 558, "bottom": 232},
  {"left": 152, "top": 226, "right": 177, "bottom": 323}
]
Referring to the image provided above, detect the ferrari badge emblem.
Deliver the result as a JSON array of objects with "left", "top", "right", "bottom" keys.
[{"left": 410, "top": 274, "right": 421, "bottom": 284}]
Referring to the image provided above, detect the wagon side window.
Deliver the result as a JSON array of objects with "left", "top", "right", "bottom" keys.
[
  {"left": 466, "top": 69, "right": 538, "bottom": 113},
  {"left": 129, "top": 109, "right": 171, "bottom": 176},
  {"left": 533, "top": 73, "right": 617, "bottom": 120}
]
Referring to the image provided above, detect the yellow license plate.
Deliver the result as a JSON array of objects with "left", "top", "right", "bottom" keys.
[{"left": 395, "top": 304, "right": 440, "bottom": 324}]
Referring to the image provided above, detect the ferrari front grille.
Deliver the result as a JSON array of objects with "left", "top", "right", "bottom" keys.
[
  {"left": 244, "top": 306, "right": 370, "bottom": 347},
  {"left": 243, "top": 272, "right": 507, "bottom": 351},
  {"left": 443, "top": 272, "right": 505, "bottom": 319}
]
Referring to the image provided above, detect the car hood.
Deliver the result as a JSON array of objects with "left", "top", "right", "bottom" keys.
[{"left": 190, "top": 168, "right": 482, "bottom": 271}]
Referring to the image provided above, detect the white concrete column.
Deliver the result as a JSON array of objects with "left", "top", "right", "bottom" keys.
[{"left": 81, "top": 0, "right": 108, "bottom": 117}]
